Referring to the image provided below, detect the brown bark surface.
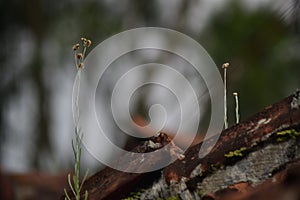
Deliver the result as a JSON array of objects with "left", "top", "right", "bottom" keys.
[
  {"left": 164, "top": 90, "right": 300, "bottom": 183},
  {"left": 61, "top": 90, "right": 300, "bottom": 200}
]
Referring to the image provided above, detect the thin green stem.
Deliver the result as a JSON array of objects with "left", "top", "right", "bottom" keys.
[
  {"left": 75, "top": 70, "right": 81, "bottom": 125},
  {"left": 82, "top": 47, "right": 87, "bottom": 60}
]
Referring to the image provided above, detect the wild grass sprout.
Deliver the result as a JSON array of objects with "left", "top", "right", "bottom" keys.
[
  {"left": 233, "top": 92, "right": 240, "bottom": 124},
  {"left": 64, "top": 37, "right": 91, "bottom": 200},
  {"left": 222, "top": 62, "right": 229, "bottom": 129}
]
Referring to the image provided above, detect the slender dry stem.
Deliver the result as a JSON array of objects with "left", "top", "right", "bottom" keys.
[
  {"left": 222, "top": 62, "right": 229, "bottom": 129},
  {"left": 233, "top": 92, "right": 240, "bottom": 124}
]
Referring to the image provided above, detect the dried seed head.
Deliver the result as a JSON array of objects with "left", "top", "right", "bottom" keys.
[
  {"left": 233, "top": 92, "right": 238, "bottom": 96},
  {"left": 222, "top": 62, "right": 230, "bottom": 68},
  {"left": 76, "top": 53, "right": 83, "bottom": 60},
  {"left": 81, "top": 37, "right": 87, "bottom": 42},
  {"left": 78, "top": 63, "right": 84, "bottom": 69},
  {"left": 73, "top": 43, "right": 80, "bottom": 51},
  {"left": 85, "top": 39, "right": 91, "bottom": 47}
]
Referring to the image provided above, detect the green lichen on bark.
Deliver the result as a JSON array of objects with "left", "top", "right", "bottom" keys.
[
  {"left": 224, "top": 147, "right": 247, "bottom": 158},
  {"left": 276, "top": 129, "right": 300, "bottom": 142}
]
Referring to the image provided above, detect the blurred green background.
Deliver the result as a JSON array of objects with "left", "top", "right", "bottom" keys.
[{"left": 0, "top": 0, "right": 299, "bottom": 174}]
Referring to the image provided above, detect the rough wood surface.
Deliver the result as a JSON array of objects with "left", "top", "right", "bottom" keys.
[
  {"left": 164, "top": 90, "right": 300, "bottom": 183},
  {"left": 61, "top": 90, "right": 300, "bottom": 200},
  {"left": 200, "top": 158, "right": 300, "bottom": 200}
]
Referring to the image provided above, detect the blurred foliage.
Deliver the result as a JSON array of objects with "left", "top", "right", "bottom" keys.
[
  {"left": 0, "top": 0, "right": 299, "bottom": 172},
  {"left": 199, "top": 0, "right": 300, "bottom": 120},
  {"left": 0, "top": 0, "right": 124, "bottom": 171}
]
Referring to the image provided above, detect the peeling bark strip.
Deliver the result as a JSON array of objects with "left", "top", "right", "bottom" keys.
[{"left": 61, "top": 91, "right": 300, "bottom": 200}]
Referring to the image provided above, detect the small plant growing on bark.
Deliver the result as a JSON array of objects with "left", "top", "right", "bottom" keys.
[
  {"left": 222, "top": 62, "right": 230, "bottom": 129},
  {"left": 222, "top": 63, "right": 242, "bottom": 128},
  {"left": 64, "top": 37, "right": 91, "bottom": 200},
  {"left": 233, "top": 92, "right": 240, "bottom": 124}
]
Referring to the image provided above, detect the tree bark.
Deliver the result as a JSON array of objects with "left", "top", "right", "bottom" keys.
[{"left": 62, "top": 90, "right": 300, "bottom": 200}]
